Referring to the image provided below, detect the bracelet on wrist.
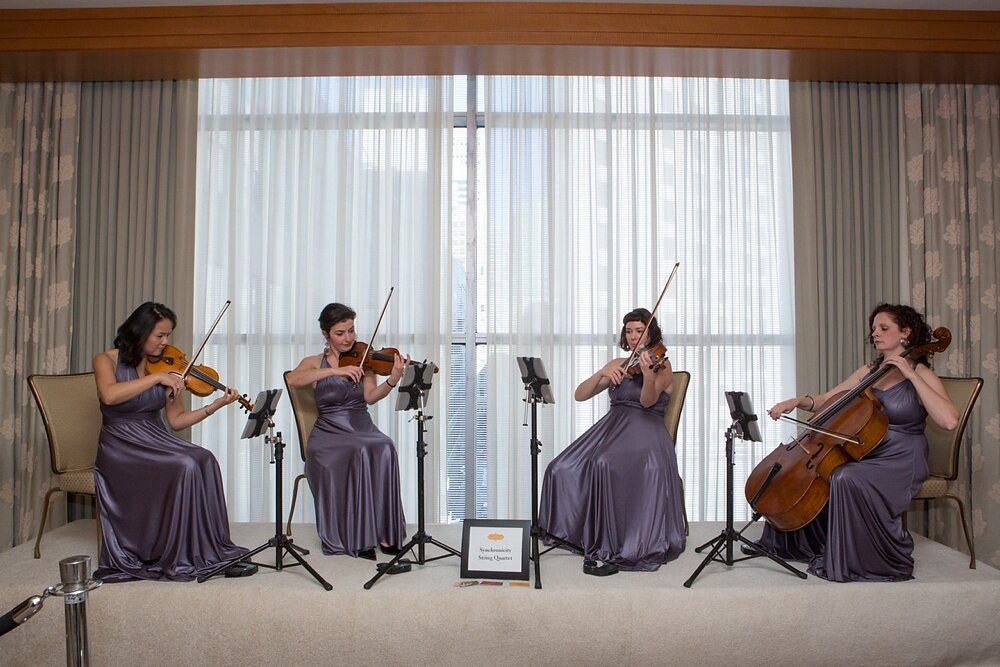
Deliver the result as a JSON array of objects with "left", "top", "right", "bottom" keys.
[
  {"left": 204, "top": 406, "right": 213, "bottom": 417},
  {"left": 804, "top": 394, "right": 815, "bottom": 410},
  {"left": 386, "top": 379, "right": 398, "bottom": 388}
]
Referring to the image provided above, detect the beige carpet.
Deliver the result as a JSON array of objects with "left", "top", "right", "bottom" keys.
[{"left": 3, "top": 520, "right": 999, "bottom": 666}]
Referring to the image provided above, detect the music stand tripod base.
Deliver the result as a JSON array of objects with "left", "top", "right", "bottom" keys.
[
  {"left": 684, "top": 393, "right": 806, "bottom": 588},
  {"left": 198, "top": 388, "right": 332, "bottom": 591}
]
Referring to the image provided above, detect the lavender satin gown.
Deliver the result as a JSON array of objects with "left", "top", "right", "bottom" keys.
[
  {"left": 757, "top": 380, "right": 929, "bottom": 582},
  {"left": 538, "top": 374, "right": 687, "bottom": 571},
  {"left": 94, "top": 359, "right": 247, "bottom": 582},
  {"left": 305, "top": 357, "right": 406, "bottom": 556}
]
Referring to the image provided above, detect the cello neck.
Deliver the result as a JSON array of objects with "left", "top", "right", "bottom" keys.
[{"left": 810, "top": 347, "right": 914, "bottom": 426}]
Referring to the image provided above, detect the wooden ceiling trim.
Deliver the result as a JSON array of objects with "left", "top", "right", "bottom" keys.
[{"left": 2, "top": 2, "right": 999, "bottom": 82}]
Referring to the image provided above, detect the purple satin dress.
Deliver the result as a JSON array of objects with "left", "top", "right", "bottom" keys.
[
  {"left": 305, "top": 357, "right": 406, "bottom": 556},
  {"left": 758, "top": 380, "right": 929, "bottom": 582},
  {"left": 538, "top": 374, "right": 686, "bottom": 571},
  {"left": 94, "top": 358, "right": 247, "bottom": 582}
]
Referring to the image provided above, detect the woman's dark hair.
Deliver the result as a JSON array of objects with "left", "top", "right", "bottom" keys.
[
  {"left": 867, "top": 303, "right": 934, "bottom": 370},
  {"left": 114, "top": 302, "right": 177, "bottom": 368},
  {"left": 318, "top": 303, "right": 356, "bottom": 333},
  {"left": 618, "top": 308, "right": 663, "bottom": 351}
]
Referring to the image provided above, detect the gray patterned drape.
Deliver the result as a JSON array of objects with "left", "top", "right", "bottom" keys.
[
  {"left": 902, "top": 84, "right": 1000, "bottom": 568},
  {"left": 790, "top": 81, "right": 901, "bottom": 397},
  {"left": 1, "top": 80, "right": 196, "bottom": 553},
  {"left": 0, "top": 82, "right": 81, "bottom": 548},
  {"left": 72, "top": 80, "right": 198, "bottom": 369}
]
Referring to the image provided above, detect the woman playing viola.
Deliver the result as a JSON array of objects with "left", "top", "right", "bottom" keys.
[
  {"left": 92, "top": 302, "right": 248, "bottom": 582},
  {"left": 757, "top": 303, "right": 959, "bottom": 582},
  {"left": 538, "top": 308, "right": 687, "bottom": 576},
  {"left": 285, "top": 303, "right": 408, "bottom": 560}
]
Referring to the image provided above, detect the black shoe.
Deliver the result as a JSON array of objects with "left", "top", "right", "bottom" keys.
[
  {"left": 583, "top": 559, "right": 619, "bottom": 577},
  {"left": 224, "top": 561, "right": 258, "bottom": 577},
  {"left": 380, "top": 545, "right": 403, "bottom": 556},
  {"left": 358, "top": 548, "right": 377, "bottom": 561},
  {"left": 377, "top": 560, "right": 412, "bottom": 575},
  {"left": 741, "top": 542, "right": 766, "bottom": 557}
]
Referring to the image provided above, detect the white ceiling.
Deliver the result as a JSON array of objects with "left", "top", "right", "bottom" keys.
[{"left": 2, "top": 0, "right": 998, "bottom": 9}]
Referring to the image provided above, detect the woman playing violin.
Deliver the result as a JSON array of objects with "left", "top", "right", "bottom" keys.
[
  {"left": 92, "top": 302, "right": 248, "bottom": 582},
  {"left": 756, "top": 303, "right": 959, "bottom": 582},
  {"left": 538, "top": 308, "right": 686, "bottom": 576},
  {"left": 285, "top": 303, "right": 408, "bottom": 560}
]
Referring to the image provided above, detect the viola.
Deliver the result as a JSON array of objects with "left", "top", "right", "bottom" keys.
[
  {"left": 145, "top": 344, "right": 254, "bottom": 412},
  {"left": 744, "top": 327, "right": 951, "bottom": 532},
  {"left": 339, "top": 341, "right": 438, "bottom": 377}
]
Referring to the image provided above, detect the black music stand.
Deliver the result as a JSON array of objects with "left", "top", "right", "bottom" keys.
[
  {"left": 198, "top": 389, "right": 332, "bottom": 590},
  {"left": 516, "top": 356, "right": 560, "bottom": 589},
  {"left": 364, "top": 362, "right": 462, "bottom": 589},
  {"left": 684, "top": 391, "right": 805, "bottom": 587}
]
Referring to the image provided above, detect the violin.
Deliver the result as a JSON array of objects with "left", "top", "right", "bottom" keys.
[
  {"left": 145, "top": 344, "right": 254, "bottom": 412},
  {"left": 618, "top": 262, "right": 679, "bottom": 377},
  {"left": 624, "top": 341, "right": 669, "bottom": 376},
  {"left": 338, "top": 341, "right": 438, "bottom": 377},
  {"left": 744, "top": 327, "right": 951, "bottom": 532}
]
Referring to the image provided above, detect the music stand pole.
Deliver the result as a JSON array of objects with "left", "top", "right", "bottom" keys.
[
  {"left": 528, "top": 393, "right": 543, "bottom": 589},
  {"left": 684, "top": 421, "right": 805, "bottom": 588},
  {"left": 364, "top": 364, "right": 461, "bottom": 590},
  {"left": 516, "top": 356, "right": 568, "bottom": 590},
  {"left": 198, "top": 390, "right": 332, "bottom": 590}
]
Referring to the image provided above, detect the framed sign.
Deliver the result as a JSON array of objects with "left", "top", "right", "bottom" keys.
[{"left": 460, "top": 519, "right": 531, "bottom": 581}]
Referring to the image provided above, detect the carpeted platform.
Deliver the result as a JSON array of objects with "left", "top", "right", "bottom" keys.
[{"left": 3, "top": 520, "right": 999, "bottom": 666}]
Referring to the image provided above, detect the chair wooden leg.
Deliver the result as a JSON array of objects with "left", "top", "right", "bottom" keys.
[
  {"left": 33, "top": 487, "right": 62, "bottom": 559},
  {"left": 944, "top": 494, "right": 976, "bottom": 569},
  {"left": 286, "top": 474, "right": 306, "bottom": 535}
]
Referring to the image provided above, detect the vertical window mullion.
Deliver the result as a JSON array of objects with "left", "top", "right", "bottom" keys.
[{"left": 464, "top": 75, "right": 479, "bottom": 519}]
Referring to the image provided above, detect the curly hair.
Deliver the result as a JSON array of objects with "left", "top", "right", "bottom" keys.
[
  {"left": 114, "top": 302, "right": 177, "bottom": 368},
  {"left": 618, "top": 308, "right": 663, "bottom": 351},
  {"left": 867, "top": 303, "right": 935, "bottom": 370}
]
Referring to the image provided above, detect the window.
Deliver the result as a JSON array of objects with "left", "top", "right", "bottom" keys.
[{"left": 195, "top": 75, "right": 794, "bottom": 525}]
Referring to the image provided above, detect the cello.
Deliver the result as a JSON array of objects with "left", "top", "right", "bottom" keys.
[{"left": 744, "top": 327, "right": 951, "bottom": 532}]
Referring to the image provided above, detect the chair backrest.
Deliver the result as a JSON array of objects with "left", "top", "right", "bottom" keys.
[
  {"left": 663, "top": 370, "right": 691, "bottom": 443},
  {"left": 27, "top": 373, "right": 102, "bottom": 475},
  {"left": 925, "top": 376, "right": 983, "bottom": 480},
  {"left": 283, "top": 370, "right": 318, "bottom": 463}
]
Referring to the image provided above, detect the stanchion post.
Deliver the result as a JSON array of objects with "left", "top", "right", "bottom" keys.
[{"left": 58, "top": 555, "right": 94, "bottom": 667}]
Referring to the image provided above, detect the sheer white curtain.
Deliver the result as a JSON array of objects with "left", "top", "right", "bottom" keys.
[
  {"left": 194, "top": 77, "right": 453, "bottom": 522},
  {"left": 484, "top": 77, "right": 796, "bottom": 521}
]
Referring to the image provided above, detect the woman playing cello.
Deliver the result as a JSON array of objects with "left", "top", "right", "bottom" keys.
[{"left": 756, "top": 303, "right": 959, "bottom": 582}]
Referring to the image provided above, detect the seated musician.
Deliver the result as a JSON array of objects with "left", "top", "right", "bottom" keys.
[
  {"left": 93, "top": 302, "right": 248, "bottom": 582},
  {"left": 538, "top": 308, "right": 686, "bottom": 576},
  {"left": 755, "top": 303, "right": 958, "bottom": 582},
  {"left": 285, "top": 303, "right": 407, "bottom": 561}
]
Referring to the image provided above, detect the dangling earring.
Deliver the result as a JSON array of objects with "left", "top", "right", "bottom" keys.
[{"left": 900, "top": 337, "right": 909, "bottom": 346}]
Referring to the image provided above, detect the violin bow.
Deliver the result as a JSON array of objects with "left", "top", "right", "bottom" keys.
[
  {"left": 622, "top": 261, "right": 680, "bottom": 372},
  {"left": 179, "top": 300, "right": 231, "bottom": 384},
  {"left": 357, "top": 287, "right": 395, "bottom": 372}
]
